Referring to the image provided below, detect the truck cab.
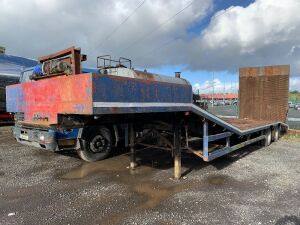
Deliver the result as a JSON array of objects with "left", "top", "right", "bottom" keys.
[{"left": 12, "top": 56, "right": 120, "bottom": 161}]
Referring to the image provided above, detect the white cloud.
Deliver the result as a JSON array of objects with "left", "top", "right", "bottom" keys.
[
  {"left": 290, "top": 78, "right": 300, "bottom": 91},
  {"left": 193, "top": 78, "right": 239, "bottom": 94},
  {"left": 188, "top": 0, "right": 300, "bottom": 76},
  {"left": 0, "top": 0, "right": 212, "bottom": 67}
]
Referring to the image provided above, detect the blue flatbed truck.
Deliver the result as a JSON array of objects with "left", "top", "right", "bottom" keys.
[{"left": 6, "top": 47, "right": 289, "bottom": 178}]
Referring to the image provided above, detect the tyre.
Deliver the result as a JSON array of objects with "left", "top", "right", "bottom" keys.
[
  {"left": 272, "top": 126, "right": 279, "bottom": 142},
  {"left": 77, "top": 126, "right": 112, "bottom": 162},
  {"left": 262, "top": 128, "right": 271, "bottom": 147}
]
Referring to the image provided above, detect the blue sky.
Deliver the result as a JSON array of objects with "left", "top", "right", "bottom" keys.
[
  {"left": 187, "top": 0, "right": 255, "bottom": 36},
  {"left": 147, "top": 65, "right": 238, "bottom": 92}
]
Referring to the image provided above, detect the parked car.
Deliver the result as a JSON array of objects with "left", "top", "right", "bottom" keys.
[
  {"left": 232, "top": 100, "right": 238, "bottom": 105},
  {"left": 294, "top": 104, "right": 300, "bottom": 110},
  {"left": 219, "top": 101, "right": 226, "bottom": 106},
  {"left": 224, "top": 100, "right": 231, "bottom": 105},
  {"left": 289, "top": 102, "right": 296, "bottom": 108}
]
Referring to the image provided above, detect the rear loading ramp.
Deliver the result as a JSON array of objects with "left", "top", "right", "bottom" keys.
[
  {"left": 239, "top": 65, "right": 289, "bottom": 122},
  {"left": 187, "top": 103, "right": 285, "bottom": 161},
  {"left": 191, "top": 104, "right": 285, "bottom": 136}
]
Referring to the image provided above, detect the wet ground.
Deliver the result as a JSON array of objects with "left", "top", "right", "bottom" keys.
[{"left": 0, "top": 126, "right": 299, "bottom": 225}]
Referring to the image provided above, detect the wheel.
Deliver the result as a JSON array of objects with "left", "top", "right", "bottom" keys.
[
  {"left": 262, "top": 128, "right": 271, "bottom": 147},
  {"left": 272, "top": 126, "right": 279, "bottom": 142},
  {"left": 77, "top": 126, "right": 112, "bottom": 162}
]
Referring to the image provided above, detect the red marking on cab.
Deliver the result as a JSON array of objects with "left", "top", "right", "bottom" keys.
[{"left": 20, "top": 74, "right": 93, "bottom": 125}]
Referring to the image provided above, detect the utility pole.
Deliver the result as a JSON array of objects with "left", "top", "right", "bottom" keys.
[
  {"left": 223, "top": 82, "right": 225, "bottom": 103},
  {"left": 212, "top": 72, "right": 215, "bottom": 108},
  {"left": 0, "top": 46, "right": 5, "bottom": 54}
]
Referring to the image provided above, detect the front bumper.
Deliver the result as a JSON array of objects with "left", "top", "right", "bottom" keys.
[{"left": 13, "top": 126, "right": 58, "bottom": 151}]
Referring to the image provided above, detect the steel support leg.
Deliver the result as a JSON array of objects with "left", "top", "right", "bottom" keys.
[
  {"left": 174, "top": 124, "right": 181, "bottom": 179},
  {"left": 203, "top": 121, "right": 209, "bottom": 161},
  {"left": 129, "top": 123, "right": 136, "bottom": 169},
  {"left": 226, "top": 136, "right": 230, "bottom": 147}
]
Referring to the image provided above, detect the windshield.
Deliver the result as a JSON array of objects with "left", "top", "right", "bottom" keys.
[{"left": 20, "top": 68, "right": 33, "bottom": 83}]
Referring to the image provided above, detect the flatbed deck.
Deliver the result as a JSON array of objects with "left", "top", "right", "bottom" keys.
[
  {"left": 191, "top": 104, "right": 286, "bottom": 136},
  {"left": 222, "top": 118, "right": 277, "bottom": 130}
]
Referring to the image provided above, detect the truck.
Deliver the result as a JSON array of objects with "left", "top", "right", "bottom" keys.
[
  {"left": 0, "top": 49, "right": 38, "bottom": 123},
  {"left": 6, "top": 47, "right": 289, "bottom": 178}
]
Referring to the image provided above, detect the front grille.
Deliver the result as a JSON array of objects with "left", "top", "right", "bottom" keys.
[{"left": 15, "top": 112, "right": 25, "bottom": 121}]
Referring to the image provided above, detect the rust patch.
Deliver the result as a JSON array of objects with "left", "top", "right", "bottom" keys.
[
  {"left": 223, "top": 118, "right": 275, "bottom": 130},
  {"left": 134, "top": 70, "right": 155, "bottom": 80},
  {"left": 239, "top": 65, "right": 289, "bottom": 122},
  {"left": 239, "top": 65, "right": 290, "bottom": 77},
  {"left": 111, "top": 107, "right": 119, "bottom": 113},
  {"left": 287, "top": 129, "right": 300, "bottom": 136}
]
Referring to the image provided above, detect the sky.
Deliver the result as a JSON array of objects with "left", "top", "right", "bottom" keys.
[{"left": 0, "top": 0, "right": 300, "bottom": 93}]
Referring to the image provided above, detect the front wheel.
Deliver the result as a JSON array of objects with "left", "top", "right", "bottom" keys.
[{"left": 77, "top": 126, "right": 112, "bottom": 162}]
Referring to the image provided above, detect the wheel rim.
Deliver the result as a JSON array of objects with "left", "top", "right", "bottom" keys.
[
  {"left": 89, "top": 135, "right": 108, "bottom": 153},
  {"left": 267, "top": 131, "right": 271, "bottom": 145},
  {"left": 274, "top": 129, "right": 279, "bottom": 140}
]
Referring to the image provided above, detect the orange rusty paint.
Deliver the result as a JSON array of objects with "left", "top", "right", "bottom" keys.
[
  {"left": 17, "top": 74, "right": 93, "bottom": 126},
  {"left": 134, "top": 70, "right": 155, "bottom": 80},
  {"left": 240, "top": 65, "right": 290, "bottom": 77},
  {"left": 239, "top": 65, "right": 289, "bottom": 122}
]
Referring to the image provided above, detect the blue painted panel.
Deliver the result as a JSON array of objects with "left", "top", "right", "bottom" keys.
[
  {"left": 6, "top": 85, "right": 24, "bottom": 112},
  {"left": 92, "top": 75, "right": 192, "bottom": 104},
  {"left": 0, "top": 54, "right": 38, "bottom": 75},
  {"left": 93, "top": 106, "right": 191, "bottom": 114},
  {"left": 49, "top": 128, "right": 79, "bottom": 139}
]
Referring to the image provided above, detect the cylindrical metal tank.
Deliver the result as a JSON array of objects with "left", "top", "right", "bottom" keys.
[
  {"left": 92, "top": 68, "right": 193, "bottom": 114},
  {"left": 101, "top": 67, "right": 190, "bottom": 85}
]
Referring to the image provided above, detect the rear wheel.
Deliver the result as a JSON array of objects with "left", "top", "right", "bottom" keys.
[
  {"left": 272, "top": 126, "right": 279, "bottom": 142},
  {"left": 262, "top": 128, "right": 271, "bottom": 147},
  {"left": 77, "top": 126, "right": 112, "bottom": 162}
]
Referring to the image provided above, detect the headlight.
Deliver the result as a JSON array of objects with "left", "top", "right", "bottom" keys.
[{"left": 39, "top": 135, "right": 45, "bottom": 141}]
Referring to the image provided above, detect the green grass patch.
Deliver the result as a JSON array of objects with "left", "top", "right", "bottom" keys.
[
  {"left": 282, "top": 133, "right": 300, "bottom": 142},
  {"left": 289, "top": 91, "right": 300, "bottom": 103}
]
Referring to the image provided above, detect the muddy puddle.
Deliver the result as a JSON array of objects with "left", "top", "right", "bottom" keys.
[
  {"left": 61, "top": 154, "right": 191, "bottom": 209},
  {"left": 61, "top": 153, "right": 237, "bottom": 203},
  {"left": 60, "top": 153, "right": 195, "bottom": 224},
  {"left": 61, "top": 154, "right": 133, "bottom": 179},
  {"left": 60, "top": 152, "right": 243, "bottom": 224},
  {"left": 205, "top": 174, "right": 228, "bottom": 185}
]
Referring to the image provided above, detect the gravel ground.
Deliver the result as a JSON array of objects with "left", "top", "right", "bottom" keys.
[{"left": 0, "top": 126, "right": 299, "bottom": 225}]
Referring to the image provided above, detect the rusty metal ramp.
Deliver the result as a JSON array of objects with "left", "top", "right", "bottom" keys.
[
  {"left": 191, "top": 104, "right": 287, "bottom": 136},
  {"left": 191, "top": 64, "right": 290, "bottom": 136},
  {"left": 239, "top": 65, "right": 289, "bottom": 122}
]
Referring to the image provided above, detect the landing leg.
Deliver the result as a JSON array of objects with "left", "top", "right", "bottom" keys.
[
  {"left": 129, "top": 123, "right": 136, "bottom": 169},
  {"left": 174, "top": 124, "right": 181, "bottom": 179}
]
